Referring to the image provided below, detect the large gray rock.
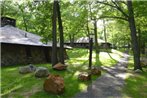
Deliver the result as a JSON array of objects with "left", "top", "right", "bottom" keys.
[
  {"left": 19, "top": 64, "right": 36, "bottom": 74},
  {"left": 35, "top": 67, "right": 49, "bottom": 78},
  {"left": 140, "top": 58, "right": 147, "bottom": 67},
  {"left": 134, "top": 69, "right": 142, "bottom": 73}
]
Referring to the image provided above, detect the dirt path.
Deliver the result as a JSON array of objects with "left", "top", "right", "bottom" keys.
[{"left": 74, "top": 52, "right": 129, "bottom": 98}]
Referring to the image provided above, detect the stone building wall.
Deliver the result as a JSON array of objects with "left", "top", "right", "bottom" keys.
[
  {"left": 1, "top": 44, "right": 51, "bottom": 66},
  {"left": 31, "top": 46, "right": 49, "bottom": 64}
]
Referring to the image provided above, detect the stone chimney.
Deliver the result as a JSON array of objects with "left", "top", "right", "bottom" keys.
[{"left": 1, "top": 17, "right": 16, "bottom": 27}]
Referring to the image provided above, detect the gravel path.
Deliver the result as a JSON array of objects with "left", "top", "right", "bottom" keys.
[{"left": 74, "top": 52, "right": 129, "bottom": 98}]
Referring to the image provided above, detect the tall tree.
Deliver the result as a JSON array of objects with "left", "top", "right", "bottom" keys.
[
  {"left": 56, "top": 1, "right": 64, "bottom": 64},
  {"left": 97, "top": 0, "right": 142, "bottom": 70},
  {"left": 93, "top": 18, "right": 99, "bottom": 54},
  {"left": 127, "top": 0, "right": 142, "bottom": 70},
  {"left": 103, "top": 20, "right": 107, "bottom": 42},
  {"left": 52, "top": 0, "right": 58, "bottom": 66}
]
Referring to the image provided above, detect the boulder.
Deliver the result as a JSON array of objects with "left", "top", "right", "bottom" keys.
[
  {"left": 44, "top": 74, "right": 65, "bottom": 94},
  {"left": 19, "top": 64, "right": 36, "bottom": 74},
  {"left": 141, "top": 61, "right": 147, "bottom": 67},
  {"left": 78, "top": 72, "right": 91, "bottom": 81},
  {"left": 53, "top": 63, "right": 67, "bottom": 70},
  {"left": 140, "top": 58, "right": 147, "bottom": 67},
  {"left": 35, "top": 67, "right": 49, "bottom": 78},
  {"left": 29, "top": 64, "right": 37, "bottom": 72},
  {"left": 91, "top": 67, "right": 101, "bottom": 76},
  {"left": 134, "top": 69, "right": 142, "bottom": 73}
]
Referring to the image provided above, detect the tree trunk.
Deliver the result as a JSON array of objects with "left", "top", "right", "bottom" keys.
[
  {"left": 86, "top": 17, "right": 90, "bottom": 39},
  {"left": 93, "top": 18, "right": 101, "bottom": 66},
  {"left": 52, "top": 0, "right": 58, "bottom": 66},
  {"left": 103, "top": 19, "right": 107, "bottom": 42},
  {"left": 70, "top": 34, "right": 74, "bottom": 47},
  {"left": 127, "top": 0, "right": 142, "bottom": 70},
  {"left": 22, "top": 16, "right": 28, "bottom": 37},
  {"left": 141, "top": 42, "right": 145, "bottom": 54},
  {"left": 138, "top": 28, "right": 141, "bottom": 55},
  {"left": 94, "top": 18, "right": 99, "bottom": 54},
  {"left": 56, "top": 1, "right": 64, "bottom": 64},
  {"left": 138, "top": 28, "right": 145, "bottom": 54},
  {"left": 69, "top": 34, "right": 72, "bottom": 45}
]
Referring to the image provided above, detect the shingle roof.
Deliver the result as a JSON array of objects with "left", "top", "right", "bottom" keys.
[
  {"left": 0, "top": 25, "right": 71, "bottom": 49},
  {"left": 76, "top": 37, "right": 105, "bottom": 43}
]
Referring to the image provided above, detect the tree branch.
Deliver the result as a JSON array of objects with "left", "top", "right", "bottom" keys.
[
  {"left": 120, "top": 1, "right": 127, "bottom": 6},
  {"left": 89, "top": 3, "right": 94, "bottom": 20},
  {"left": 98, "top": 16, "right": 128, "bottom": 21},
  {"left": 97, "top": 1, "right": 116, "bottom": 8},
  {"left": 97, "top": 1, "right": 129, "bottom": 18},
  {"left": 111, "top": 0, "right": 129, "bottom": 18}
]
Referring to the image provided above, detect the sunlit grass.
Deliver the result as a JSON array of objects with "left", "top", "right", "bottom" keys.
[
  {"left": 123, "top": 55, "right": 147, "bottom": 98},
  {"left": 99, "top": 52, "right": 120, "bottom": 66},
  {"left": 79, "top": 83, "right": 87, "bottom": 90},
  {"left": 1, "top": 48, "right": 123, "bottom": 98},
  {"left": 67, "top": 48, "right": 122, "bottom": 68}
]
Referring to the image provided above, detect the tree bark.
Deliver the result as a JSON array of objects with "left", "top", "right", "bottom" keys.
[
  {"left": 127, "top": 0, "right": 142, "bottom": 70},
  {"left": 69, "top": 34, "right": 74, "bottom": 47},
  {"left": 56, "top": 1, "right": 64, "bottom": 64},
  {"left": 138, "top": 28, "right": 141, "bottom": 55},
  {"left": 93, "top": 18, "right": 99, "bottom": 54},
  {"left": 52, "top": 0, "right": 58, "bottom": 66},
  {"left": 86, "top": 17, "right": 90, "bottom": 39},
  {"left": 103, "top": 20, "right": 107, "bottom": 42},
  {"left": 93, "top": 18, "right": 101, "bottom": 66}
]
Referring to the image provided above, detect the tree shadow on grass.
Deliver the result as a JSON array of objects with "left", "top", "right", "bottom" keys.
[{"left": 107, "top": 52, "right": 118, "bottom": 62}]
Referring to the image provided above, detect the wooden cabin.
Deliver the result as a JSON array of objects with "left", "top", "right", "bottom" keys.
[
  {"left": 64, "top": 37, "right": 112, "bottom": 49},
  {"left": 1, "top": 17, "right": 70, "bottom": 66}
]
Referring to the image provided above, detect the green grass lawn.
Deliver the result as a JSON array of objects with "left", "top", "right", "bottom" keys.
[
  {"left": 123, "top": 55, "right": 147, "bottom": 98},
  {"left": 1, "top": 48, "right": 122, "bottom": 98}
]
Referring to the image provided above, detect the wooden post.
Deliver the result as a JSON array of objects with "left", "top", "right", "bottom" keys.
[{"left": 89, "top": 37, "right": 93, "bottom": 70}]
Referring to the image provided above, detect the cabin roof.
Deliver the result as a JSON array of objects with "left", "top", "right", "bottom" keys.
[
  {"left": 0, "top": 25, "right": 71, "bottom": 48},
  {"left": 76, "top": 37, "right": 105, "bottom": 43},
  {"left": 65, "top": 37, "right": 111, "bottom": 44}
]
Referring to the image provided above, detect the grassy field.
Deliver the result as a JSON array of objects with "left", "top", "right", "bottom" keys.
[
  {"left": 123, "top": 55, "right": 147, "bottom": 98},
  {"left": 1, "top": 48, "right": 122, "bottom": 98}
]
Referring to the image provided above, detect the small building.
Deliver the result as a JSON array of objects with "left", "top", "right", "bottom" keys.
[
  {"left": 64, "top": 37, "right": 112, "bottom": 49},
  {"left": 1, "top": 17, "right": 70, "bottom": 66}
]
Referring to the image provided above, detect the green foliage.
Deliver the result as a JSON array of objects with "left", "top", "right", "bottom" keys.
[
  {"left": 1, "top": 0, "right": 146, "bottom": 47},
  {"left": 107, "top": 21, "right": 130, "bottom": 47},
  {"left": 1, "top": 0, "right": 18, "bottom": 17},
  {"left": 133, "top": 1, "right": 147, "bottom": 45}
]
